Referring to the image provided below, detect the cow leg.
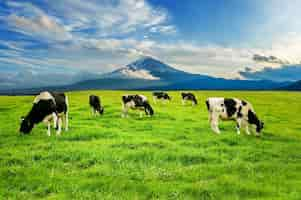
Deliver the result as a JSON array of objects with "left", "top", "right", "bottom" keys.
[
  {"left": 140, "top": 111, "right": 143, "bottom": 118},
  {"left": 56, "top": 117, "right": 62, "bottom": 135},
  {"left": 63, "top": 112, "right": 69, "bottom": 131},
  {"left": 65, "top": 111, "right": 69, "bottom": 131},
  {"left": 182, "top": 99, "right": 185, "bottom": 105},
  {"left": 236, "top": 118, "right": 242, "bottom": 135},
  {"left": 212, "top": 121, "right": 220, "bottom": 134},
  {"left": 43, "top": 119, "right": 51, "bottom": 136},
  {"left": 42, "top": 115, "right": 52, "bottom": 136},
  {"left": 211, "top": 113, "right": 220, "bottom": 134},
  {"left": 47, "top": 122, "right": 51, "bottom": 136},
  {"left": 52, "top": 112, "right": 57, "bottom": 129},
  {"left": 122, "top": 106, "right": 128, "bottom": 118},
  {"left": 208, "top": 111, "right": 212, "bottom": 124},
  {"left": 61, "top": 114, "right": 65, "bottom": 131},
  {"left": 242, "top": 120, "right": 251, "bottom": 135},
  {"left": 245, "top": 125, "right": 250, "bottom": 135}
]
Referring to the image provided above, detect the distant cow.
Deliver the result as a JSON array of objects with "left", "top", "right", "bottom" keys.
[
  {"left": 206, "top": 97, "right": 264, "bottom": 135},
  {"left": 20, "top": 91, "right": 69, "bottom": 136},
  {"left": 89, "top": 95, "right": 104, "bottom": 116},
  {"left": 122, "top": 94, "right": 154, "bottom": 117},
  {"left": 181, "top": 92, "right": 197, "bottom": 105},
  {"left": 152, "top": 92, "right": 171, "bottom": 104}
]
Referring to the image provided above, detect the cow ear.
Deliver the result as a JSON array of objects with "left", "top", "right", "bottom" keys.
[{"left": 20, "top": 116, "right": 25, "bottom": 122}]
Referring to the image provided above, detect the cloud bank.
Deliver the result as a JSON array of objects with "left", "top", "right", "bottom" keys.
[{"left": 239, "top": 65, "right": 301, "bottom": 82}]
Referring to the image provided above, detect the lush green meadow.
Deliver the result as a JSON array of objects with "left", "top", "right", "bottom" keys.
[{"left": 0, "top": 91, "right": 300, "bottom": 199}]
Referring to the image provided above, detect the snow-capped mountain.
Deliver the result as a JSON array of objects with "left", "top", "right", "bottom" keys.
[
  {"left": 114, "top": 68, "right": 160, "bottom": 80},
  {"left": 0, "top": 56, "right": 289, "bottom": 94},
  {"left": 63, "top": 56, "right": 286, "bottom": 90},
  {"left": 101, "top": 56, "right": 199, "bottom": 80}
]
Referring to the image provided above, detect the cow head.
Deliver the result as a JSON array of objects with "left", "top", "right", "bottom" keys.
[
  {"left": 193, "top": 98, "right": 198, "bottom": 105},
  {"left": 248, "top": 110, "right": 263, "bottom": 134},
  {"left": 99, "top": 107, "right": 104, "bottom": 115},
  {"left": 20, "top": 116, "right": 34, "bottom": 134},
  {"left": 256, "top": 121, "right": 264, "bottom": 133},
  {"left": 144, "top": 102, "right": 154, "bottom": 116}
]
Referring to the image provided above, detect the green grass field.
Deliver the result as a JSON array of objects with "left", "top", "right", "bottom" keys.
[{"left": 0, "top": 91, "right": 301, "bottom": 199}]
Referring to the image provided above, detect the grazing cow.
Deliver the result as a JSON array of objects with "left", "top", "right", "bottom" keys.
[
  {"left": 122, "top": 94, "right": 154, "bottom": 117},
  {"left": 89, "top": 95, "right": 104, "bottom": 116},
  {"left": 205, "top": 97, "right": 264, "bottom": 136},
  {"left": 181, "top": 92, "right": 198, "bottom": 105},
  {"left": 152, "top": 92, "right": 171, "bottom": 104},
  {"left": 20, "top": 91, "right": 69, "bottom": 136}
]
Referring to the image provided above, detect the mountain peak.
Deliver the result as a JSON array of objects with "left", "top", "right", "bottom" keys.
[
  {"left": 136, "top": 55, "right": 157, "bottom": 62},
  {"left": 126, "top": 56, "right": 182, "bottom": 73},
  {"left": 102, "top": 56, "right": 194, "bottom": 81}
]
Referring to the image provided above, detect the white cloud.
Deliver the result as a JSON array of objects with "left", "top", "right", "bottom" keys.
[
  {"left": 44, "top": 0, "right": 173, "bottom": 37},
  {"left": 149, "top": 25, "right": 177, "bottom": 35},
  {"left": 1, "top": 0, "right": 301, "bottom": 84},
  {"left": 3, "top": 0, "right": 174, "bottom": 41},
  {"left": 7, "top": 14, "right": 71, "bottom": 42},
  {"left": 5, "top": 1, "right": 71, "bottom": 42}
]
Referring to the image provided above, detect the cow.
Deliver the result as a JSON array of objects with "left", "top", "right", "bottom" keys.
[
  {"left": 181, "top": 92, "right": 198, "bottom": 105},
  {"left": 20, "top": 91, "right": 69, "bottom": 136},
  {"left": 89, "top": 95, "right": 104, "bottom": 116},
  {"left": 152, "top": 92, "right": 171, "bottom": 104},
  {"left": 122, "top": 94, "right": 154, "bottom": 118},
  {"left": 205, "top": 97, "right": 264, "bottom": 136}
]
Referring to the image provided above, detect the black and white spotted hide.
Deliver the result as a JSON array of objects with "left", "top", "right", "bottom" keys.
[
  {"left": 152, "top": 92, "right": 171, "bottom": 104},
  {"left": 20, "top": 91, "right": 69, "bottom": 136},
  {"left": 205, "top": 97, "right": 264, "bottom": 136},
  {"left": 181, "top": 92, "right": 197, "bottom": 105},
  {"left": 89, "top": 95, "right": 104, "bottom": 116},
  {"left": 122, "top": 94, "right": 154, "bottom": 117}
]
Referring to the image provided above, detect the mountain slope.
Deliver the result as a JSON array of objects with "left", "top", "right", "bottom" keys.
[
  {"left": 69, "top": 57, "right": 285, "bottom": 90},
  {"left": 279, "top": 80, "right": 301, "bottom": 91},
  {"left": 0, "top": 57, "right": 290, "bottom": 94},
  {"left": 145, "top": 77, "right": 288, "bottom": 90},
  {"left": 100, "top": 56, "right": 202, "bottom": 81}
]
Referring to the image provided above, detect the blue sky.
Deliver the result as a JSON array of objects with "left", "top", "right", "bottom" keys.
[{"left": 1, "top": 0, "right": 301, "bottom": 88}]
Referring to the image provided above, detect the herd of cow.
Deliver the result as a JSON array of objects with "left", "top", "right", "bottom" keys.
[{"left": 20, "top": 91, "right": 264, "bottom": 137}]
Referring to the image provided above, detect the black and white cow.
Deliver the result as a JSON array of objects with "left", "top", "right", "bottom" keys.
[
  {"left": 89, "top": 95, "right": 104, "bottom": 116},
  {"left": 122, "top": 94, "right": 154, "bottom": 117},
  {"left": 152, "top": 92, "right": 171, "bottom": 104},
  {"left": 205, "top": 97, "right": 264, "bottom": 136},
  {"left": 20, "top": 91, "right": 69, "bottom": 136},
  {"left": 181, "top": 92, "right": 198, "bottom": 105}
]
